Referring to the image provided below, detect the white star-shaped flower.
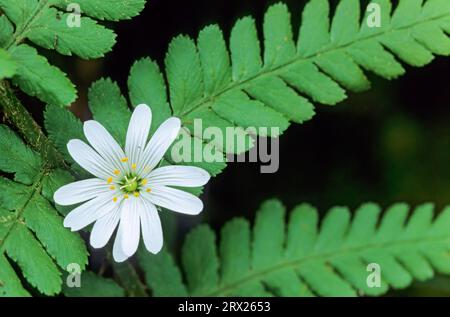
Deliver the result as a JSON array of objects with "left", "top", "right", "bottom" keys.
[{"left": 54, "top": 104, "right": 210, "bottom": 262}]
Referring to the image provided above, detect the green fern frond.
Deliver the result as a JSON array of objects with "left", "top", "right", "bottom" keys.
[
  {"left": 123, "top": 0, "right": 450, "bottom": 174},
  {"left": 0, "top": 125, "right": 88, "bottom": 296},
  {"left": 0, "top": 48, "right": 16, "bottom": 80},
  {"left": 0, "top": 0, "right": 147, "bottom": 106},
  {"left": 139, "top": 200, "right": 450, "bottom": 297},
  {"left": 44, "top": 0, "right": 450, "bottom": 176},
  {"left": 62, "top": 271, "right": 125, "bottom": 297}
]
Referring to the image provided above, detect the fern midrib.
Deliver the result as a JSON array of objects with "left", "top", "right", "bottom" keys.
[
  {"left": 4, "top": 0, "right": 51, "bottom": 50},
  {"left": 202, "top": 234, "right": 450, "bottom": 296},
  {"left": 179, "top": 11, "right": 450, "bottom": 119},
  {"left": 0, "top": 169, "right": 48, "bottom": 252}
]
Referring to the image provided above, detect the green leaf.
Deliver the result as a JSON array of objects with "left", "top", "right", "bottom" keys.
[
  {"left": 112, "top": 261, "right": 148, "bottom": 297},
  {"left": 117, "top": 0, "right": 450, "bottom": 177},
  {"left": 0, "top": 0, "right": 146, "bottom": 105},
  {"left": 0, "top": 48, "right": 17, "bottom": 79},
  {"left": 0, "top": 125, "right": 41, "bottom": 185},
  {"left": 165, "top": 36, "right": 204, "bottom": 115},
  {"left": 0, "top": 15, "right": 14, "bottom": 46},
  {"left": 44, "top": 104, "right": 85, "bottom": 165},
  {"left": 181, "top": 225, "right": 219, "bottom": 296},
  {"left": 138, "top": 248, "right": 188, "bottom": 297},
  {"left": 0, "top": 253, "right": 30, "bottom": 296},
  {"left": 141, "top": 200, "right": 450, "bottom": 297},
  {"left": 211, "top": 91, "right": 289, "bottom": 137},
  {"left": 41, "top": 168, "right": 74, "bottom": 203},
  {"left": 26, "top": 8, "right": 116, "bottom": 59},
  {"left": 263, "top": 3, "right": 296, "bottom": 67},
  {"left": 168, "top": 128, "right": 227, "bottom": 177},
  {"left": 22, "top": 195, "right": 88, "bottom": 270},
  {"left": 197, "top": 25, "right": 232, "bottom": 95},
  {"left": 128, "top": 58, "right": 171, "bottom": 134},
  {"left": 54, "top": 0, "right": 147, "bottom": 21},
  {"left": 0, "top": 125, "right": 88, "bottom": 296},
  {"left": 4, "top": 223, "right": 62, "bottom": 295},
  {"left": 9, "top": 44, "right": 76, "bottom": 106},
  {"left": 0, "top": 0, "right": 36, "bottom": 30},
  {"left": 88, "top": 78, "right": 131, "bottom": 146},
  {"left": 63, "top": 271, "right": 125, "bottom": 297},
  {"left": 230, "top": 17, "right": 262, "bottom": 80},
  {"left": 297, "top": 0, "right": 330, "bottom": 56}
]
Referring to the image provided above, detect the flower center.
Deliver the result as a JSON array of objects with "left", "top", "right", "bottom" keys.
[{"left": 120, "top": 175, "right": 140, "bottom": 193}]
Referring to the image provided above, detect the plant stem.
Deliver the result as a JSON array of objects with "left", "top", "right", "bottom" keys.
[
  {"left": 111, "top": 256, "right": 149, "bottom": 297},
  {"left": 0, "top": 80, "right": 67, "bottom": 168}
]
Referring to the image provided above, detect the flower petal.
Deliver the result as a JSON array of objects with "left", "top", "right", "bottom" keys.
[
  {"left": 125, "top": 104, "right": 152, "bottom": 168},
  {"left": 54, "top": 178, "right": 109, "bottom": 206},
  {"left": 120, "top": 198, "right": 141, "bottom": 257},
  {"left": 143, "top": 185, "right": 204, "bottom": 215},
  {"left": 113, "top": 223, "right": 129, "bottom": 263},
  {"left": 90, "top": 204, "right": 121, "bottom": 249},
  {"left": 67, "top": 139, "right": 113, "bottom": 180},
  {"left": 84, "top": 120, "right": 127, "bottom": 174},
  {"left": 139, "top": 199, "right": 163, "bottom": 254},
  {"left": 147, "top": 166, "right": 210, "bottom": 188},
  {"left": 64, "top": 192, "right": 116, "bottom": 231},
  {"left": 138, "top": 117, "right": 181, "bottom": 176}
]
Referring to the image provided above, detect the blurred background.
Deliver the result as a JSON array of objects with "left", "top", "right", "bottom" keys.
[{"left": 17, "top": 0, "right": 450, "bottom": 296}]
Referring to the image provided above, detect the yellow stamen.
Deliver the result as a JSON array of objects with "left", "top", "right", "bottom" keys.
[
  {"left": 141, "top": 179, "right": 148, "bottom": 185},
  {"left": 107, "top": 177, "right": 113, "bottom": 184},
  {"left": 109, "top": 185, "right": 116, "bottom": 190},
  {"left": 124, "top": 194, "right": 129, "bottom": 199},
  {"left": 113, "top": 169, "right": 120, "bottom": 175},
  {"left": 133, "top": 192, "right": 140, "bottom": 197},
  {"left": 121, "top": 157, "right": 129, "bottom": 163},
  {"left": 146, "top": 188, "right": 152, "bottom": 193},
  {"left": 131, "top": 163, "right": 137, "bottom": 170},
  {"left": 113, "top": 197, "right": 118, "bottom": 203}
]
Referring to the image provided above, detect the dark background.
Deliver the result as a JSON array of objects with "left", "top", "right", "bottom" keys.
[{"left": 24, "top": 0, "right": 450, "bottom": 296}]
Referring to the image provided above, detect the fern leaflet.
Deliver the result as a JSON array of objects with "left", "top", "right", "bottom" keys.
[
  {"left": 0, "top": 0, "right": 147, "bottom": 106},
  {"left": 0, "top": 125, "right": 88, "bottom": 296},
  {"left": 139, "top": 200, "right": 450, "bottom": 297},
  {"left": 122, "top": 0, "right": 450, "bottom": 176}
]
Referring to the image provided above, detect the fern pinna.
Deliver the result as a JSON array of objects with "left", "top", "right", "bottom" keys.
[
  {"left": 139, "top": 200, "right": 450, "bottom": 297},
  {"left": 0, "top": 0, "right": 148, "bottom": 296},
  {"left": 103, "top": 0, "right": 450, "bottom": 177},
  {"left": 0, "top": 125, "right": 87, "bottom": 296},
  {"left": 44, "top": 0, "right": 450, "bottom": 179},
  {"left": 0, "top": 0, "right": 449, "bottom": 298},
  {"left": 0, "top": 0, "right": 147, "bottom": 106}
]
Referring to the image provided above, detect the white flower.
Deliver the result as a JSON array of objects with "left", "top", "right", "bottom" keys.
[{"left": 54, "top": 104, "right": 210, "bottom": 262}]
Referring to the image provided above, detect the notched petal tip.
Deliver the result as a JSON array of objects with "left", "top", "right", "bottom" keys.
[
  {"left": 89, "top": 238, "right": 104, "bottom": 250},
  {"left": 135, "top": 103, "right": 151, "bottom": 111},
  {"left": 196, "top": 168, "right": 211, "bottom": 186},
  {"left": 147, "top": 243, "right": 163, "bottom": 255},
  {"left": 114, "top": 257, "right": 129, "bottom": 263},
  {"left": 165, "top": 117, "right": 182, "bottom": 139},
  {"left": 190, "top": 202, "right": 204, "bottom": 216},
  {"left": 53, "top": 188, "right": 64, "bottom": 206},
  {"left": 66, "top": 139, "right": 86, "bottom": 159},
  {"left": 83, "top": 120, "right": 105, "bottom": 135},
  {"left": 63, "top": 218, "right": 74, "bottom": 230},
  {"left": 132, "top": 103, "right": 152, "bottom": 119},
  {"left": 66, "top": 138, "right": 80, "bottom": 150}
]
